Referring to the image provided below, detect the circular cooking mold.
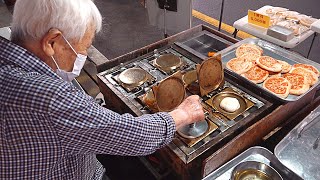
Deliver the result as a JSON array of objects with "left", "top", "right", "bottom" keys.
[
  {"left": 118, "top": 68, "right": 147, "bottom": 86},
  {"left": 198, "top": 56, "right": 224, "bottom": 96},
  {"left": 155, "top": 76, "right": 185, "bottom": 112},
  {"left": 154, "top": 53, "right": 182, "bottom": 71},
  {"left": 212, "top": 92, "right": 247, "bottom": 115},
  {"left": 177, "top": 120, "right": 209, "bottom": 139}
]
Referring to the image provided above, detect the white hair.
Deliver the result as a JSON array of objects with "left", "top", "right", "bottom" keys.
[{"left": 11, "top": 0, "right": 102, "bottom": 42}]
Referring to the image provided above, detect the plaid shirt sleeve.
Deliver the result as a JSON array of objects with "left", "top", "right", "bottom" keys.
[
  {"left": 0, "top": 36, "right": 176, "bottom": 179},
  {"left": 49, "top": 82, "right": 176, "bottom": 156}
]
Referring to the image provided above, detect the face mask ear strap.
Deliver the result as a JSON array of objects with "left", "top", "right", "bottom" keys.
[
  {"left": 61, "top": 35, "right": 78, "bottom": 55},
  {"left": 51, "top": 56, "right": 61, "bottom": 69}
]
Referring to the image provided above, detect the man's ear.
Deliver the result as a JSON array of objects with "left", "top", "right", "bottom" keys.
[{"left": 41, "top": 29, "right": 62, "bottom": 57}]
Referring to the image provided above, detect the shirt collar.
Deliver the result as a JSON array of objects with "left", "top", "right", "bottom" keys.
[{"left": 0, "top": 36, "right": 59, "bottom": 79}]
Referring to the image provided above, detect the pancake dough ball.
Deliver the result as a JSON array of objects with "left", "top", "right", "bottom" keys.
[{"left": 220, "top": 97, "right": 240, "bottom": 112}]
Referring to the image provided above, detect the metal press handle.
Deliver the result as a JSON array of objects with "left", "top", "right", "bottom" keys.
[{"left": 163, "top": 0, "right": 169, "bottom": 38}]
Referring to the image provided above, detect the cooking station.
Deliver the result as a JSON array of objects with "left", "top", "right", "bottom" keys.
[
  {"left": 97, "top": 25, "right": 320, "bottom": 179},
  {"left": 99, "top": 39, "right": 271, "bottom": 158}
]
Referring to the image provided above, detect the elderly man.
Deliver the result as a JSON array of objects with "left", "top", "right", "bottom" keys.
[{"left": 0, "top": 0, "right": 205, "bottom": 179}]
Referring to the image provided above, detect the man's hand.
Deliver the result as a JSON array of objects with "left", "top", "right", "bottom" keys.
[{"left": 169, "top": 95, "right": 205, "bottom": 130}]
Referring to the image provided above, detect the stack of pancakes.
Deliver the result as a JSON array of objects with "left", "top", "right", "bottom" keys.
[{"left": 226, "top": 44, "right": 319, "bottom": 98}]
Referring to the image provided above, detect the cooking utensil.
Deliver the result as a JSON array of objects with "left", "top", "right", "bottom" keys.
[
  {"left": 118, "top": 68, "right": 147, "bottom": 86},
  {"left": 177, "top": 120, "right": 209, "bottom": 139}
]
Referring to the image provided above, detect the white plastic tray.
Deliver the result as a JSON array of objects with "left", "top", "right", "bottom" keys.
[
  {"left": 311, "top": 19, "right": 320, "bottom": 33},
  {"left": 233, "top": 5, "right": 315, "bottom": 48}
]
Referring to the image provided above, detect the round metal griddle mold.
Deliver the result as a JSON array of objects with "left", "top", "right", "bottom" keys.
[
  {"left": 212, "top": 92, "right": 247, "bottom": 114},
  {"left": 155, "top": 77, "right": 185, "bottom": 112},
  {"left": 118, "top": 68, "right": 147, "bottom": 86},
  {"left": 154, "top": 53, "right": 182, "bottom": 71},
  {"left": 177, "top": 120, "right": 209, "bottom": 139}
]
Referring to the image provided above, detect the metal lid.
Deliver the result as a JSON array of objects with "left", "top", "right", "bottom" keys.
[
  {"left": 197, "top": 54, "right": 224, "bottom": 96},
  {"left": 182, "top": 70, "right": 197, "bottom": 85},
  {"left": 153, "top": 75, "right": 185, "bottom": 112},
  {"left": 177, "top": 120, "right": 209, "bottom": 139},
  {"left": 118, "top": 68, "right": 147, "bottom": 86},
  {"left": 154, "top": 53, "right": 182, "bottom": 71}
]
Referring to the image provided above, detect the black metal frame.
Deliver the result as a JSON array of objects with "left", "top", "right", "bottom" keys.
[{"left": 218, "top": 0, "right": 225, "bottom": 31}]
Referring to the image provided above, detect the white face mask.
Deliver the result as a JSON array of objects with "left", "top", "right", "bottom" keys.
[{"left": 51, "top": 35, "right": 87, "bottom": 82}]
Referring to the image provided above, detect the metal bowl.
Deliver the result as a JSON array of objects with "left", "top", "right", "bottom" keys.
[{"left": 231, "top": 161, "right": 283, "bottom": 180}]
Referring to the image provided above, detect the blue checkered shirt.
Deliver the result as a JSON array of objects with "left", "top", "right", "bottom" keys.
[{"left": 0, "top": 36, "right": 175, "bottom": 179}]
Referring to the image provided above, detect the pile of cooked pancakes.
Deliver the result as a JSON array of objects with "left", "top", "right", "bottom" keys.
[
  {"left": 226, "top": 44, "right": 319, "bottom": 98},
  {"left": 264, "top": 6, "right": 318, "bottom": 36}
]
